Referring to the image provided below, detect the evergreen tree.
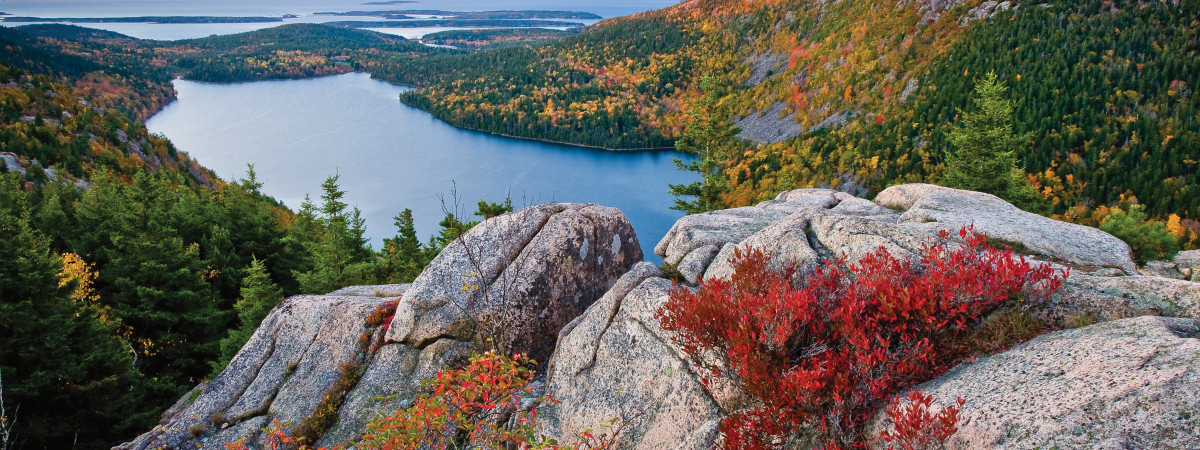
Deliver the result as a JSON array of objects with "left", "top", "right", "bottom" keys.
[
  {"left": 378, "top": 209, "right": 429, "bottom": 284},
  {"left": 0, "top": 174, "right": 141, "bottom": 449},
  {"left": 234, "top": 168, "right": 305, "bottom": 295},
  {"left": 429, "top": 196, "right": 511, "bottom": 251},
  {"left": 1100, "top": 204, "right": 1181, "bottom": 264},
  {"left": 476, "top": 197, "right": 513, "bottom": 219},
  {"left": 212, "top": 258, "right": 283, "bottom": 375},
  {"left": 432, "top": 212, "right": 478, "bottom": 250},
  {"left": 669, "top": 76, "right": 741, "bottom": 214},
  {"left": 942, "top": 72, "right": 1043, "bottom": 211},
  {"left": 294, "top": 174, "right": 376, "bottom": 294},
  {"left": 74, "top": 173, "right": 226, "bottom": 409}
]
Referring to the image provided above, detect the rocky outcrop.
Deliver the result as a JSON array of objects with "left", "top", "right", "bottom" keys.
[
  {"left": 876, "top": 184, "right": 1137, "bottom": 273},
  {"left": 736, "top": 102, "right": 805, "bottom": 143},
  {"left": 539, "top": 263, "right": 727, "bottom": 448},
  {"left": 1147, "top": 250, "right": 1200, "bottom": 281},
  {"left": 118, "top": 203, "right": 639, "bottom": 449},
  {"left": 387, "top": 203, "right": 641, "bottom": 362},
  {"left": 543, "top": 184, "right": 1196, "bottom": 448},
  {"left": 121, "top": 185, "right": 1199, "bottom": 449},
  {"left": 869, "top": 316, "right": 1200, "bottom": 449},
  {"left": 1053, "top": 274, "right": 1200, "bottom": 322},
  {"left": 116, "top": 295, "right": 399, "bottom": 450}
]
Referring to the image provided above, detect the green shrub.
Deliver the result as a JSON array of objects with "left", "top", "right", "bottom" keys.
[{"left": 1099, "top": 204, "right": 1180, "bottom": 264}]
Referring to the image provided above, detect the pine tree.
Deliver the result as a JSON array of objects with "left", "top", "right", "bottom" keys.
[
  {"left": 942, "top": 72, "right": 1043, "bottom": 211},
  {"left": 212, "top": 258, "right": 283, "bottom": 375},
  {"left": 432, "top": 212, "right": 478, "bottom": 250},
  {"left": 476, "top": 197, "right": 513, "bottom": 219},
  {"left": 669, "top": 76, "right": 741, "bottom": 214},
  {"left": 1100, "top": 204, "right": 1181, "bottom": 264}
]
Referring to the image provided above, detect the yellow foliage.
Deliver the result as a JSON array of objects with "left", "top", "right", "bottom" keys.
[
  {"left": 59, "top": 252, "right": 100, "bottom": 304},
  {"left": 1166, "top": 214, "right": 1185, "bottom": 239}
]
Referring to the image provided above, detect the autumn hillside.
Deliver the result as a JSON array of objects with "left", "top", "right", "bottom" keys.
[{"left": 386, "top": 0, "right": 1198, "bottom": 234}]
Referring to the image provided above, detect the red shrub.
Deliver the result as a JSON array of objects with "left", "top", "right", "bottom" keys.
[
  {"left": 655, "top": 227, "right": 1064, "bottom": 448},
  {"left": 362, "top": 351, "right": 536, "bottom": 449},
  {"left": 367, "top": 298, "right": 401, "bottom": 328},
  {"left": 878, "top": 390, "right": 964, "bottom": 450}
]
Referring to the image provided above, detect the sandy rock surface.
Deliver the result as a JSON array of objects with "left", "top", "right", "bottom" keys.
[{"left": 870, "top": 316, "right": 1200, "bottom": 449}]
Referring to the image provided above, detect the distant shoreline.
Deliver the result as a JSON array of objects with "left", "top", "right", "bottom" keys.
[
  {"left": 325, "top": 19, "right": 586, "bottom": 29},
  {"left": 0, "top": 15, "right": 290, "bottom": 24},
  {"left": 160, "top": 72, "right": 675, "bottom": 153}
]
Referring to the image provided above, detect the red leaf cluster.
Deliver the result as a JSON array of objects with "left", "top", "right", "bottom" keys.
[
  {"left": 878, "top": 390, "right": 964, "bottom": 450},
  {"left": 655, "top": 227, "right": 1064, "bottom": 448}
]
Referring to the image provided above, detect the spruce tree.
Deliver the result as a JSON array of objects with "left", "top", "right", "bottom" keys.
[
  {"left": 294, "top": 175, "right": 375, "bottom": 293},
  {"left": 74, "top": 173, "right": 226, "bottom": 406},
  {"left": 669, "top": 76, "right": 741, "bottom": 214},
  {"left": 212, "top": 258, "right": 283, "bottom": 375},
  {"left": 1099, "top": 204, "right": 1181, "bottom": 264},
  {"left": 476, "top": 197, "right": 513, "bottom": 219},
  {"left": 432, "top": 211, "right": 478, "bottom": 250},
  {"left": 942, "top": 72, "right": 1043, "bottom": 211},
  {"left": 0, "top": 174, "right": 141, "bottom": 449},
  {"left": 379, "top": 209, "right": 428, "bottom": 284}
]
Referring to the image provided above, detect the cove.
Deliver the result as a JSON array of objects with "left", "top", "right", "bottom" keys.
[{"left": 145, "top": 72, "right": 697, "bottom": 262}]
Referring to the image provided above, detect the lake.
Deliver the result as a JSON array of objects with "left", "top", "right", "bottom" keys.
[
  {"left": 145, "top": 72, "right": 696, "bottom": 262},
  {"left": 0, "top": 0, "right": 677, "bottom": 40}
]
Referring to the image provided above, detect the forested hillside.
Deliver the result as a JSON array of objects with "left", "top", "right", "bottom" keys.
[
  {"left": 717, "top": 0, "right": 1199, "bottom": 220},
  {"left": 0, "top": 25, "right": 468, "bottom": 449},
  {"left": 9, "top": 23, "right": 446, "bottom": 84},
  {"left": 371, "top": 16, "right": 696, "bottom": 148},
  {"left": 383, "top": 0, "right": 1198, "bottom": 236},
  {"left": 0, "top": 64, "right": 215, "bottom": 187}
]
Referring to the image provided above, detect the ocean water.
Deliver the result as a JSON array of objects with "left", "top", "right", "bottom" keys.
[
  {"left": 0, "top": 0, "right": 675, "bottom": 39},
  {"left": 145, "top": 73, "right": 697, "bottom": 262}
]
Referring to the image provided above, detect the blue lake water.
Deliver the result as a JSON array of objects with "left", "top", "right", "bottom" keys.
[
  {"left": 0, "top": 0, "right": 677, "bottom": 40},
  {"left": 145, "top": 72, "right": 696, "bottom": 262}
]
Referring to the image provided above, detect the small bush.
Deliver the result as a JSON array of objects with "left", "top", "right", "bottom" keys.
[
  {"left": 1099, "top": 204, "right": 1181, "bottom": 264},
  {"left": 658, "top": 261, "right": 686, "bottom": 283},
  {"left": 367, "top": 298, "right": 401, "bottom": 328},
  {"left": 967, "top": 306, "right": 1048, "bottom": 354},
  {"left": 656, "top": 227, "right": 1064, "bottom": 448},
  {"left": 878, "top": 390, "right": 964, "bottom": 450},
  {"left": 210, "top": 411, "right": 228, "bottom": 428},
  {"left": 362, "top": 351, "right": 536, "bottom": 449},
  {"left": 225, "top": 420, "right": 296, "bottom": 450},
  {"left": 292, "top": 360, "right": 364, "bottom": 445},
  {"left": 1064, "top": 310, "right": 1105, "bottom": 329},
  {"left": 361, "top": 351, "right": 622, "bottom": 450}
]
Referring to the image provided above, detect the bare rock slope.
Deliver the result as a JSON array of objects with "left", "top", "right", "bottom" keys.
[{"left": 870, "top": 316, "right": 1200, "bottom": 449}]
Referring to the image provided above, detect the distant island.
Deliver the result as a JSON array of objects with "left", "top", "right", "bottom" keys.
[
  {"left": 421, "top": 28, "right": 577, "bottom": 50},
  {"left": 0, "top": 15, "right": 290, "bottom": 24},
  {"left": 325, "top": 19, "right": 586, "bottom": 29},
  {"left": 315, "top": 10, "right": 602, "bottom": 20}
]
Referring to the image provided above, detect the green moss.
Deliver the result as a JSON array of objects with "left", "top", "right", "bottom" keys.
[
  {"left": 186, "top": 386, "right": 203, "bottom": 405},
  {"left": 658, "top": 261, "right": 686, "bottom": 283},
  {"left": 985, "top": 237, "right": 1033, "bottom": 255}
]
